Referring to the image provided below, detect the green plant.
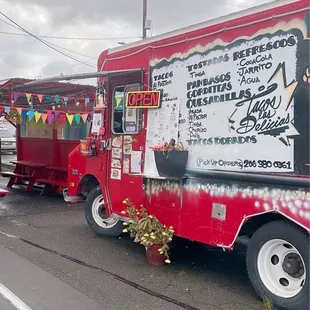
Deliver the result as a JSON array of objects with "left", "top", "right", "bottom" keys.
[
  {"left": 150, "top": 138, "right": 185, "bottom": 152},
  {"left": 121, "top": 198, "right": 174, "bottom": 264}
]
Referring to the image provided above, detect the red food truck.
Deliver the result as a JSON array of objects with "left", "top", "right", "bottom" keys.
[{"left": 1, "top": 0, "right": 309, "bottom": 309}]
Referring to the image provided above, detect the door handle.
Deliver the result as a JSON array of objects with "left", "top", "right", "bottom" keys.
[{"left": 106, "top": 138, "right": 112, "bottom": 151}]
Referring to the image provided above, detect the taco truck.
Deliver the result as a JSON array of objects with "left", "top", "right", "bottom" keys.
[{"left": 0, "top": 0, "right": 309, "bottom": 309}]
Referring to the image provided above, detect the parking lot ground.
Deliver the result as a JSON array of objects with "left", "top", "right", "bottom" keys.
[{"left": 0, "top": 178, "right": 264, "bottom": 310}]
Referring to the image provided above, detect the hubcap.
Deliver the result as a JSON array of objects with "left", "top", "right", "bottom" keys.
[
  {"left": 282, "top": 253, "right": 304, "bottom": 278},
  {"left": 257, "top": 239, "right": 306, "bottom": 298},
  {"left": 91, "top": 195, "right": 118, "bottom": 228}
]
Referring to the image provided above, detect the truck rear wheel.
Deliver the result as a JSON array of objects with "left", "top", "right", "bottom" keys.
[
  {"left": 84, "top": 186, "right": 123, "bottom": 237},
  {"left": 246, "top": 221, "right": 309, "bottom": 310}
]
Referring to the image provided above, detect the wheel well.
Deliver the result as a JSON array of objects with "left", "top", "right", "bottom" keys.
[
  {"left": 239, "top": 213, "right": 308, "bottom": 238},
  {"left": 77, "top": 174, "right": 99, "bottom": 197}
]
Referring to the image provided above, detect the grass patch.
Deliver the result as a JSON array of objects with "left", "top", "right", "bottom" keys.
[{"left": 262, "top": 298, "right": 276, "bottom": 310}]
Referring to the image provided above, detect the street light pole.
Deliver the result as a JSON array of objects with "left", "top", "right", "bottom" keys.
[{"left": 142, "top": 0, "right": 147, "bottom": 39}]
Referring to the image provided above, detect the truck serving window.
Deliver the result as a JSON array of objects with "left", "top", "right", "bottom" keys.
[{"left": 112, "top": 84, "right": 142, "bottom": 135}]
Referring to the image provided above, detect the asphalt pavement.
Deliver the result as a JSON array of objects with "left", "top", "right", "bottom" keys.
[
  {"left": 1, "top": 153, "right": 16, "bottom": 166},
  {"left": 0, "top": 177, "right": 265, "bottom": 310},
  {"left": 0, "top": 296, "right": 17, "bottom": 310}
]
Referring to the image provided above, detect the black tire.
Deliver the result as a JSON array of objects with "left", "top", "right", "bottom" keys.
[
  {"left": 84, "top": 185, "right": 123, "bottom": 237},
  {"left": 246, "top": 220, "right": 309, "bottom": 310}
]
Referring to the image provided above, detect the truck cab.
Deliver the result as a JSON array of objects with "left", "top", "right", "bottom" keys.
[{"left": 66, "top": 70, "right": 147, "bottom": 230}]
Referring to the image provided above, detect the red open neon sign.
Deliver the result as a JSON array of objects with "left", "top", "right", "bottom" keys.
[{"left": 126, "top": 91, "right": 161, "bottom": 109}]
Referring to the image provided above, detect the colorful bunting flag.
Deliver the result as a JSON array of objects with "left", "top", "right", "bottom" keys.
[
  {"left": 21, "top": 109, "right": 28, "bottom": 119},
  {"left": 37, "top": 94, "right": 43, "bottom": 104},
  {"left": 66, "top": 113, "right": 74, "bottom": 125},
  {"left": 10, "top": 91, "right": 94, "bottom": 110},
  {"left": 45, "top": 95, "right": 51, "bottom": 104},
  {"left": 12, "top": 92, "right": 20, "bottom": 102},
  {"left": 59, "top": 115, "right": 66, "bottom": 125},
  {"left": 34, "top": 111, "right": 42, "bottom": 123},
  {"left": 74, "top": 114, "right": 81, "bottom": 124},
  {"left": 41, "top": 113, "right": 48, "bottom": 123},
  {"left": 47, "top": 111, "right": 54, "bottom": 124},
  {"left": 27, "top": 109, "right": 35, "bottom": 121},
  {"left": 116, "top": 97, "right": 122, "bottom": 108},
  {"left": 6, "top": 106, "right": 91, "bottom": 128},
  {"left": 25, "top": 93, "right": 32, "bottom": 104},
  {"left": 81, "top": 114, "right": 88, "bottom": 123}
]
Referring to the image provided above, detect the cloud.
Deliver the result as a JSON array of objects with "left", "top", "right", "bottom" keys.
[{"left": 0, "top": 0, "right": 273, "bottom": 84}]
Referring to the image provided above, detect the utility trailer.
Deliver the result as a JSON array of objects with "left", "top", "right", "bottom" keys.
[{"left": 0, "top": 78, "right": 95, "bottom": 194}]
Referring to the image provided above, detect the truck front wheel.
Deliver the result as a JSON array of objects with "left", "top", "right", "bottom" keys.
[
  {"left": 246, "top": 221, "right": 309, "bottom": 310},
  {"left": 84, "top": 186, "right": 123, "bottom": 237}
]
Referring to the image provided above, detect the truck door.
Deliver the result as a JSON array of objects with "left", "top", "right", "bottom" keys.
[{"left": 105, "top": 71, "right": 146, "bottom": 214}]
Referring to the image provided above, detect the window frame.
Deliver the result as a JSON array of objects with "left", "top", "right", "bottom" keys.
[{"left": 111, "top": 83, "right": 142, "bottom": 135}]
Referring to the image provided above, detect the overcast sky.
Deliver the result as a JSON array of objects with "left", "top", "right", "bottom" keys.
[{"left": 0, "top": 0, "right": 274, "bottom": 85}]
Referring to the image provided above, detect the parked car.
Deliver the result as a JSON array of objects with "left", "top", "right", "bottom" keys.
[{"left": 0, "top": 127, "right": 16, "bottom": 154}]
